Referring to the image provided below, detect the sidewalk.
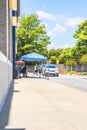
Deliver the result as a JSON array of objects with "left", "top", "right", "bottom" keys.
[{"left": 0, "top": 74, "right": 87, "bottom": 130}]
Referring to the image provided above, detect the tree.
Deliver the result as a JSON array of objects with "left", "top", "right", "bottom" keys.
[
  {"left": 74, "top": 20, "right": 87, "bottom": 40},
  {"left": 48, "top": 48, "right": 63, "bottom": 59},
  {"left": 66, "top": 59, "right": 76, "bottom": 71},
  {"left": 58, "top": 48, "right": 72, "bottom": 64},
  {"left": 73, "top": 20, "right": 87, "bottom": 61},
  {"left": 16, "top": 14, "right": 51, "bottom": 59},
  {"left": 48, "top": 49, "right": 57, "bottom": 58},
  {"left": 80, "top": 54, "right": 87, "bottom": 65},
  {"left": 71, "top": 40, "right": 87, "bottom": 63},
  {"left": 50, "top": 56, "right": 57, "bottom": 64}
]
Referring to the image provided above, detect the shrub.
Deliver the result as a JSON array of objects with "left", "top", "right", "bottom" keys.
[{"left": 65, "top": 71, "right": 76, "bottom": 74}]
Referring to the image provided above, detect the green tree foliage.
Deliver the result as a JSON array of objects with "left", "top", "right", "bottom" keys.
[
  {"left": 50, "top": 56, "right": 57, "bottom": 64},
  {"left": 16, "top": 14, "right": 51, "bottom": 59},
  {"left": 74, "top": 20, "right": 87, "bottom": 40},
  {"left": 58, "top": 48, "right": 72, "bottom": 64},
  {"left": 80, "top": 54, "right": 87, "bottom": 65},
  {"left": 72, "top": 20, "right": 87, "bottom": 60},
  {"left": 71, "top": 40, "right": 87, "bottom": 62},
  {"left": 48, "top": 48, "right": 63, "bottom": 58},
  {"left": 66, "top": 59, "right": 76, "bottom": 66}
]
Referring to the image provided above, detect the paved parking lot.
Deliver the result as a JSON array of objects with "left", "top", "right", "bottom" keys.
[
  {"left": 50, "top": 74, "right": 87, "bottom": 91},
  {"left": 0, "top": 75, "right": 87, "bottom": 130}
]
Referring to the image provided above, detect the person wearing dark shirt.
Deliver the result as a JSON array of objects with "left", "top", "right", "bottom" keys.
[{"left": 21, "top": 64, "right": 27, "bottom": 77}]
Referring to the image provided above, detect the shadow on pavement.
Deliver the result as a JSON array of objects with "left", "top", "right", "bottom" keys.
[
  {"left": 0, "top": 81, "right": 25, "bottom": 130},
  {"left": 3, "top": 128, "right": 25, "bottom": 130}
]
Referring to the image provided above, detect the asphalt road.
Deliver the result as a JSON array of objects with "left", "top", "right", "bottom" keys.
[{"left": 50, "top": 74, "right": 87, "bottom": 92}]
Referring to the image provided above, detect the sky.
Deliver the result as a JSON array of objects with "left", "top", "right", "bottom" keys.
[{"left": 20, "top": 0, "right": 87, "bottom": 50}]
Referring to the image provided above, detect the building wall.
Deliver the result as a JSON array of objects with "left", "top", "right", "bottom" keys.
[
  {"left": 0, "top": 0, "right": 7, "bottom": 56},
  {"left": 0, "top": 52, "right": 12, "bottom": 112},
  {"left": 8, "top": 0, "right": 12, "bottom": 61},
  {"left": 0, "top": 0, "right": 12, "bottom": 61},
  {"left": 0, "top": 0, "right": 20, "bottom": 112},
  {"left": 0, "top": 0, "right": 13, "bottom": 112}
]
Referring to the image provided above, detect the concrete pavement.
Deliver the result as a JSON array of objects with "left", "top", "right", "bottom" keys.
[{"left": 0, "top": 74, "right": 87, "bottom": 130}]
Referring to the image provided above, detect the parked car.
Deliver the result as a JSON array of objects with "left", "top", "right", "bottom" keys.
[{"left": 42, "top": 64, "right": 59, "bottom": 77}]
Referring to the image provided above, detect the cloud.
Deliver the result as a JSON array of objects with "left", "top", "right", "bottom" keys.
[
  {"left": 36, "top": 10, "right": 85, "bottom": 28},
  {"left": 58, "top": 43, "right": 74, "bottom": 49},
  {"left": 64, "top": 17, "right": 84, "bottom": 27},
  {"left": 47, "top": 42, "right": 74, "bottom": 50},
  {"left": 36, "top": 10, "right": 57, "bottom": 21},
  {"left": 36, "top": 10, "right": 85, "bottom": 49},
  {"left": 47, "top": 24, "right": 66, "bottom": 37},
  {"left": 47, "top": 42, "right": 56, "bottom": 50}
]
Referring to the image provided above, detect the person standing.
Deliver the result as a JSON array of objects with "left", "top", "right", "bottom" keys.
[
  {"left": 21, "top": 64, "right": 27, "bottom": 77},
  {"left": 33, "top": 64, "right": 38, "bottom": 76},
  {"left": 38, "top": 65, "right": 42, "bottom": 77}
]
